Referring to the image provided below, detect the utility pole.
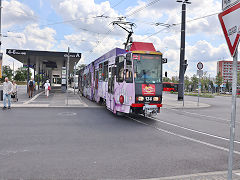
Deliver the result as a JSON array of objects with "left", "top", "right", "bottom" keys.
[
  {"left": 0, "top": 0, "right": 2, "bottom": 52},
  {"left": 74, "top": 62, "right": 76, "bottom": 95},
  {"left": 67, "top": 47, "right": 70, "bottom": 106},
  {"left": 177, "top": 0, "right": 191, "bottom": 101}
]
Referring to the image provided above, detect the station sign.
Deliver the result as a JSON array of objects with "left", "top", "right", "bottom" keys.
[
  {"left": 63, "top": 53, "right": 81, "bottom": 58},
  {"left": 219, "top": 2, "right": 240, "bottom": 56},
  {"left": 7, "top": 49, "right": 27, "bottom": 56},
  {"left": 223, "top": 0, "right": 240, "bottom": 11}
]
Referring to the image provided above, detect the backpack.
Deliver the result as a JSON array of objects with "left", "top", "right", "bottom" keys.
[{"left": 29, "top": 81, "right": 33, "bottom": 87}]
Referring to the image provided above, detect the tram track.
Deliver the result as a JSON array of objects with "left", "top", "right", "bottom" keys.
[{"left": 126, "top": 114, "right": 240, "bottom": 155}]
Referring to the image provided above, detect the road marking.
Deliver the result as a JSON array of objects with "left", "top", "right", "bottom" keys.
[
  {"left": 23, "top": 91, "right": 44, "bottom": 105},
  {"left": 127, "top": 116, "right": 240, "bottom": 155},
  {"left": 166, "top": 108, "right": 239, "bottom": 124},
  {"left": 149, "top": 116, "right": 240, "bottom": 145}
]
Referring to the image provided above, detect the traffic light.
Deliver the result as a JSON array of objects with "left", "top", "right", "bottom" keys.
[{"left": 165, "top": 71, "right": 167, "bottom": 77}]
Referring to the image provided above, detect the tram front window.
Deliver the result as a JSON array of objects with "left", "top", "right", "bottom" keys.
[{"left": 133, "top": 54, "right": 162, "bottom": 84}]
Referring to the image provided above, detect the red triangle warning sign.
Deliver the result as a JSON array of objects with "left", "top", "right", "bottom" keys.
[{"left": 219, "top": 2, "right": 240, "bottom": 57}]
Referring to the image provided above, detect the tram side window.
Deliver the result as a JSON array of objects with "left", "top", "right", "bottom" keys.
[
  {"left": 89, "top": 73, "right": 92, "bottom": 87},
  {"left": 99, "top": 63, "right": 103, "bottom": 81},
  {"left": 95, "top": 70, "right": 98, "bottom": 89},
  {"left": 125, "top": 69, "right": 133, "bottom": 83},
  {"left": 116, "top": 56, "right": 124, "bottom": 82},
  {"left": 126, "top": 53, "right": 132, "bottom": 65},
  {"left": 103, "top": 61, "right": 108, "bottom": 81}
]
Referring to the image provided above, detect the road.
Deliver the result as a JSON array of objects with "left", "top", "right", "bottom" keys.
[{"left": 0, "top": 93, "right": 240, "bottom": 179}]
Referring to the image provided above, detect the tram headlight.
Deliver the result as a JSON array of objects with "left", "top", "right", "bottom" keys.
[
  {"left": 153, "top": 97, "right": 159, "bottom": 101},
  {"left": 137, "top": 96, "right": 144, "bottom": 101}
]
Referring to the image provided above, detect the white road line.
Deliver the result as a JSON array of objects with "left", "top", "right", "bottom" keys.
[
  {"left": 23, "top": 91, "right": 44, "bottom": 105},
  {"left": 166, "top": 108, "right": 238, "bottom": 124},
  {"left": 149, "top": 116, "right": 240, "bottom": 145},
  {"left": 128, "top": 116, "right": 240, "bottom": 155}
]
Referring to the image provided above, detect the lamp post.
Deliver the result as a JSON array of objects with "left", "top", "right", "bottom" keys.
[{"left": 177, "top": 0, "right": 191, "bottom": 101}]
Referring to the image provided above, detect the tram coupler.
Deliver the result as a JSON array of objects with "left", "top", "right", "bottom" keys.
[{"left": 143, "top": 104, "right": 158, "bottom": 117}]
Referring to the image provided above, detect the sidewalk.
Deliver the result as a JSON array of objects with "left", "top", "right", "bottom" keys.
[
  {"left": 143, "top": 170, "right": 240, "bottom": 180},
  {"left": 2, "top": 86, "right": 210, "bottom": 109},
  {"left": 10, "top": 87, "right": 90, "bottom": 108}
]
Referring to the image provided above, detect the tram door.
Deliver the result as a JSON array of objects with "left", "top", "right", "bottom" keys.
[{"left": 107, "top": 65, "right": 115, "bottom": 111}]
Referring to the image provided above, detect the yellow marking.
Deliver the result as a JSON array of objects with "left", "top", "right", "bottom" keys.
[{"left": 131, "top": 51, "right": 162, "bottom": 55}]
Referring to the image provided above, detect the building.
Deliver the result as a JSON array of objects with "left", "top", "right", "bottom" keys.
[{"left": 217, "top": 60, "right": 240, "bottom": 83}]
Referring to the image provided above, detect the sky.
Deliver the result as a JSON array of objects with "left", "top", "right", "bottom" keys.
[{"left": 0, "top": 0, "right": 233, "bottom": 78}]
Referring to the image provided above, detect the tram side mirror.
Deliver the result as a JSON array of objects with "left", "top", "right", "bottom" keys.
[{"left": 162, "top": 58, "right": 167, "bottom": 64}]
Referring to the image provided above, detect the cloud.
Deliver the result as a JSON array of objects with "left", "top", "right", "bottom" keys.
[
  {"left": 2, "top": 0, "right": 36, "bottom": 30},
  {"left": 50, "top": 0, "right": 123, "bottom": 35},
  {"left": 2, "top": 24, "right": 57, "bottom": 68}
]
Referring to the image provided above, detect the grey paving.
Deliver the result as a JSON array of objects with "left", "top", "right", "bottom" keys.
[{"left": 0, "top": 90, "right": 240, "bottom": 179}]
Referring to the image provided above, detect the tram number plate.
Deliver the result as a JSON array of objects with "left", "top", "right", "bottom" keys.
[{"left": 145, "top": 97, "right": 153, "bottom": 101}]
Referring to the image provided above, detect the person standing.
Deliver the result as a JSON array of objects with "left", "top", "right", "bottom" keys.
[
  {"left": 28, "top": 78, "right": 35, "bottom": 98},
  {"left": 2, "top": 77, "right": 13, "bottom": 110},
  {"left": 12, "top": 81, "right": 18, "bottom": 102},
  {"left": 44, "top": 80, "right": 51, "bottom": 97}
]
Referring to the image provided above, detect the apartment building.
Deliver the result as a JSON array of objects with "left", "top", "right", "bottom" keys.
[{"left": 217, "top": 60, "right": 240, "bottom": 83}]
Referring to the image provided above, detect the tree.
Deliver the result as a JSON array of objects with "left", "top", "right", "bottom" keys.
[
  {"left": 226, "top": 80, "right": 231, "bottom": 92},
  {"left": 14, "top": 67, "right": 32, "bottom": 81},
  {"left": 184, "top": 76, "right": 190, "bottom": 91},
  {"left": 215, "top": 72, "right": 223, "bottom": 92},
  {"left": 163, "top": 77, "right": 171, "bottom": 82},
  {"left": 171, "top": 76, "right": 178, "bottom": 83},
  {"left": 78, "top": 64, "right": 86, "bottom": 70},
  {"left": 190, "top": 75, "right": 198, "bottom": 91},
  {"left": 0, "top": 66, "right": 13, "bottom": 82}
]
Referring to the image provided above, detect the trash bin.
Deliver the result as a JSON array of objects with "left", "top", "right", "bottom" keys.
[{"left": 0, "top": 90, "right": 3, "bottom": 101}]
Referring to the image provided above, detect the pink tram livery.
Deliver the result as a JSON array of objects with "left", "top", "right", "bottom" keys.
[{"left": 78, "top": 42, "right": 164, "bottom": 116}]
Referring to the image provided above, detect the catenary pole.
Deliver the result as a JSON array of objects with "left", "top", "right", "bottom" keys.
[
  {"left": 227, "top": 48, "right": 238, "bottom": 180},
  {"left": 0, "top": 0, "right": 2, "bottom": 52},
  {"left": 178, "top": 2, "right": 186, "bottom": 101},
  {"left": 67, "top": 47, "right": 70, "bottom": 106}
]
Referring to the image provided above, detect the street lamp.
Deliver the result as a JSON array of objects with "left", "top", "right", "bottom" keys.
[{"left": 176, "top": 0, "right": 191, "bottom": 101}]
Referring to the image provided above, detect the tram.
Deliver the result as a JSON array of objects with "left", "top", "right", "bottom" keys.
[{"left": 79, "top": 42, "right": 164, "bottom": 116}]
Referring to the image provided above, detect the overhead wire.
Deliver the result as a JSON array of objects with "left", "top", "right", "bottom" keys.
[
  {"left": 144, "top": 11, "right": 221, "bottom": 40},
  {"left": 85, "top": 0, "right": 164, "bottom": 61}
]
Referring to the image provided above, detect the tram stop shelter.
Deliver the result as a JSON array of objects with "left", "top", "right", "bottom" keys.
[{"left": 6, "top": 49, "right": 81, "bottom": 92}]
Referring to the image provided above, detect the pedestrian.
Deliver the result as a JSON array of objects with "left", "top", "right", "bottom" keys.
[
  {"left": 28, "top": 78, "right": 35, "bottom": 98},
  {"left": 12, "top": 80, "right": 18, "bottom": 102},
  {"left": 2, "top": 77, "right": 13, "bottom": 110},
  {"left": 44, "top": 80, "right": 51, "bottom": 97}
]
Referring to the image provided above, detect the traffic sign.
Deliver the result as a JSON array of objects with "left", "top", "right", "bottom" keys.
[
  {"left": 223, "top": 0, "right": 240, "bottom": 11},
  {"left": 219, "top": 2, "right": 240, "bottom": 57},
  {"left": 197, "top": 70, "right": 203, "bottom": 77},
  {"left": 197, "top": 62, "right": 203, "bottom": 70}
]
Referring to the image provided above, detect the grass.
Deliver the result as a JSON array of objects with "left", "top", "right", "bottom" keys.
[
  {"left": 184, "top": 92, "right": 214, "bottom": 98},
  {"left": 168, "top": 91, "right": 214, "bottom": 98}
]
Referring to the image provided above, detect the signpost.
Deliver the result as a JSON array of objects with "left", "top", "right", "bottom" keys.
[
  {"left": 197, "top": 62, "right": 203, "bottom": 106},
  {"left": 219, "top": 2, "right": 240, "bottom": 179}
]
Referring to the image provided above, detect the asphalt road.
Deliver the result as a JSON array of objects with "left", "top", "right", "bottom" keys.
[{"left": 0, "top": 94, "right": 240, "bottom": 179}]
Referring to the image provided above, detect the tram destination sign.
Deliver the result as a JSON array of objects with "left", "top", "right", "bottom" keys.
[{"left": 223, "top": 0, "right": 240, "bottom": 10}]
